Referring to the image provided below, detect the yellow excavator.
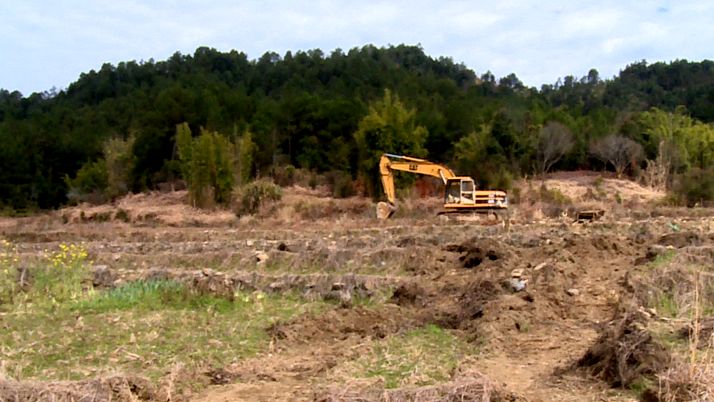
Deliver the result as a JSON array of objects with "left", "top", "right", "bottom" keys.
[{"left": 377, "top": 153, "right": 508, "bottom": 219}]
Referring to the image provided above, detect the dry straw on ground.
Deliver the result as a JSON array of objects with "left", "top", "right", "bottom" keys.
[
  {"left": 0, "top": 374, "right": 158, "bottom": 402},
  {"left": 318, "top": 370, "right": 506, "bottom": 402}
]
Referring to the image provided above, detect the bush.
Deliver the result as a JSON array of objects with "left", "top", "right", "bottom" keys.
[
  {"left": 114, "top": 208, "right": 130, "bottom": 222},
  {"left": 176, "top": 123, "right": 236, "bottom": 208},
  {"left": 507, "top": 185, "right": 523, "bottom": 204},
  {"left": 453, "top": 126, "right": 515, "bottom": 191},
  {"left": 64, "top": 137, "right": 135, "bottom": 204},
  {"left": 103, "top": 136, "right": 135, "bottom": 199},
  {"left": 671, "top": 167, "right": 714, "bottom": 207},
  {"left": 233, "top": 179, "right": 282, "bottom": 215},
  {"left": 64, "top": 160, "right": 109, "bottom": 204},
  {"left": 538, "top": 183, "right": 571, "bottom": 205},
  {"left": 272, "top": 164, "right": 297, "bottom": 187},
  {"left": 326, "top": 171, "right": 356, "bottom": 198}
]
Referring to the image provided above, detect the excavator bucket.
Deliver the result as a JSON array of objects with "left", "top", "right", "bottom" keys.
[{"left": 376, "top": 202, "right": 396, "bottom": 220}]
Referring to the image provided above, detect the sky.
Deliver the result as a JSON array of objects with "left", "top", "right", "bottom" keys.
[{"left": 1, "top": 0, "right": 713, "bottom": 95}]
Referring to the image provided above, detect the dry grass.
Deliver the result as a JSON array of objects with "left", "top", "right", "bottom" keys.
[
  {"left": 59, "top": 191, "right": 238, "bottom": 227},
  {"left": 320, "top": 369, "right": 505, "bottom": 402},
  {"left": 535, "top": 171, "right": 665, "bottom": 204},
  {"left": 0, "top": 374, "right": 159, "bottom": 402},
  {"left": 511, "top": 171, "right": 665, "bottom": 222},
  {"left": 329, "top": 325, "right": 472, "bottom": 389},
  {"left": 576, "top": 238, "right": 714, "bottom": 399},
  {"left": 621, "top": 245, "right": 714, "bottom": 400},
  {"left": 636, "top": 252, "right": 714, "bottom": 321},
  {"left": 656, "top": 270, "right": 714, "bottom": 402},
  {"left": 657, "top": 360, "right": 714, "bottom": 401}
]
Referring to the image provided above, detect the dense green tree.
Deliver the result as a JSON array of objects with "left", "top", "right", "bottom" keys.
[
  {"left": 103, "top": 136, "right": 135, "bottom": 198},
  {"left": 235, "top": 129, "right": 256, "bottom": 186},
  {"left": 453, "top": 123, "right": 512, "bottom": 190},
  {"left": 1, "top": 45, "right": 714, "bottom": 210},
  {"left": 64, "top": 160, "right": 108, "bottom": 203},
  {"left": 175, "top": 123, "right": 235, "bottom": 208},
  {"left": 637, "top": 107, "right": 714, "bottom": 190},
  {"left": 354, "top": 89, "right": 428, "bottom": 197}
]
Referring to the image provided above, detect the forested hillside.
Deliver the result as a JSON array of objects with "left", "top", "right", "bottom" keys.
[{"left": 1, "top": 44, "right": 713, "bottom": 210}]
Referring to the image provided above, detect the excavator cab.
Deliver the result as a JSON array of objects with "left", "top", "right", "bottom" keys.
[{"left": 444, "top": 178, "right": 476, "bottom": 205}]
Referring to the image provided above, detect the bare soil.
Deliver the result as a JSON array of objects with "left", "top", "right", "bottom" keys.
[{"left": 1, "top": 177, "right": 713, "bottom": 402}]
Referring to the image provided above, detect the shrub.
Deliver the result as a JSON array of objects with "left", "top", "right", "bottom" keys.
[
  {"left": 236, "top": 130, "right": 256, "bottom": 186},
  {"left": 593, "top": 176, "right": 604, "bottom": 189},
  {"left": 114, "top": 208, "right": 130, "bottom": 222},
  {"left": 538, "top": 183, "right": 571, "bottom": 205},
  {"left": 326, "top": 171, "right": 356, "bottom": 198},
  {"left": 175, "top": 123, "right": 236, "bottom": 208},
  {"left": 64, "top": 136, "right": 135, "bottom": 204},
  {"left": 233, "top": 179, "right": 282, "bottom": 215},
  {"left": 308, "top": 174, "right": 319, "bottom": 189},
  {"left": 272, "top": 164, "right": 297, "bottom": 187},
  {"left": 671, "top": 167, "right": 714, "bottom": 207},
  {"left": 103, "top": 136, "right": 135, "bottom": 199},
  {"left": 508, "top": 185, "right": 521, "bottom": 204},
  {"left": 64, "top": 160, "right": 109, "bottom": 204}
]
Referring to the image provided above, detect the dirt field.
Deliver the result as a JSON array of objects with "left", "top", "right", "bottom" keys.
[{"left": 1, "top": 175, "right": 713, "bottom": 401}]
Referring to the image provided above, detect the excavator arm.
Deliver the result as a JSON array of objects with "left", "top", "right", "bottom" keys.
[{"left": 378, "top": 153, "right": 456, "bottom": 218}]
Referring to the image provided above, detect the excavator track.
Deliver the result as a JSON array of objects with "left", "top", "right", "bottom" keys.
[{"left": 437, "top": 208, "right": 509, "bottom": 223}]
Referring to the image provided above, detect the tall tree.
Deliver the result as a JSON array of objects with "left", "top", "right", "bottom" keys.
[
  {"left": 354, "top": 89, "right": 428, "bottom": 197},
  {"left": 175, "top": 123, "right": 235, "bottom": 208},
  {"left": 589, "top": 134, "right": 643, "bottom": 178},
  {"left": 536, "top": 121, "right": 574, "bottom": 175}
]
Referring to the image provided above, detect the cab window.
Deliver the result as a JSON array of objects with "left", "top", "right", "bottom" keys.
[
  {"left": 445, "top": 181, "right": 460, "bottom": 203},
  {"left": 461, "top": 180, "right": 474, "bottom": 192}
]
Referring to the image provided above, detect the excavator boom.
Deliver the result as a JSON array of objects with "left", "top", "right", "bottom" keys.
[{"left": 379, "top": 153, "right": 456, "bottom": 205}]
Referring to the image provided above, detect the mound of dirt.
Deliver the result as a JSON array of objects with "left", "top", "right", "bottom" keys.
[
  {"left": 0, "top": 375, "right": 158, "bottom": 402},
  {"left": 390, "top": 281, "right": 430, "bottom": 307},
  {"left": 269, "top": 305, "right": 421, "bottom": 343},
  {"left": 59, "top": 191, "right": 238, "bottom": 227},
  {"left": 446, "top": 238, "right": 509, "bottom": 269},
  {"left": 657, "top": 231, "right": 702, "bottom": 248},
  {"left": 576, "top": 303, "right": 671, "bottom": 388},
  {"left": 109, "top": 267, "right": 398, "bottom": 303},
  {"left": 528, "top": 171, "right": 665, "bottom": 204}
]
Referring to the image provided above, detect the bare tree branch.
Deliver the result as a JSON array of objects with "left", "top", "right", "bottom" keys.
[
  {"left": 589, "top": 135, "right": 643, "bottom": 178},
  {"left": 537, "top": 121, "right": 574, "bottom": 175}
]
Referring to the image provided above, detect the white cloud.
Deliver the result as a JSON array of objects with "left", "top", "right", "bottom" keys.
[
  {"left": 1, "top": 0, "right": 713, "bottom": 94},
  {"left": 602, "top": 37, "right": 625, "bottom": 54}
]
